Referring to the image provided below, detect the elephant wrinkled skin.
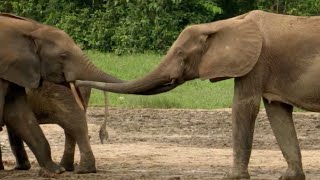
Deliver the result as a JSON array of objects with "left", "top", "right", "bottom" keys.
[{"left": 76, "top": 10, "right": 320, "bottom": 180}]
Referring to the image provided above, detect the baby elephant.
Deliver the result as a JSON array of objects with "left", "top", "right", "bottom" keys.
[{"left": 0, "top": 82, "right": 104, "bottom": 173}]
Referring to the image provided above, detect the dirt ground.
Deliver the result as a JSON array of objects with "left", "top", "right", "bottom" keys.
[{"left": 0, "top": 107, "right": 320, "bottom": 179}]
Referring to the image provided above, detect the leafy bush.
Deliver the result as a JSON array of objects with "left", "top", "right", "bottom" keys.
[
  {"left": 257, "top": 0, "right": 320, "bottom": 16},
  {"left": 0, "top": 0, "right": 221, "bottom": 54},
  {"left": 1, "top": 0, "right": 319, "bottom": 54}
]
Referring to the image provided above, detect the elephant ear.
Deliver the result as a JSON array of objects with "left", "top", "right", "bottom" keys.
[
  {"left": 0, "top": 13, "right": 38, "bottom": 23},
  {"left": 198, "top": 17, "right": 263, "bottom": 80},
  {"left": 0, "top": 30, "right": 40, "bottom": 88}
]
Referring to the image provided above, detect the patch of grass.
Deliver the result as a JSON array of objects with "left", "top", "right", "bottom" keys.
[{"left": 86, "top": 50, "right": 234, "bottom": 109}]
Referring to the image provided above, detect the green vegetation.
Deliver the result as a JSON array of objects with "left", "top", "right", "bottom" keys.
[
  {"left": 1, "top": 1, "right": 319, "bottom": 54},
  {"left": 0, "top": 0, "right": 221, "bottom": 54},
  {"left": 1, "top": 1, "right": 318, "bottom": 109},
  {"left": 87, "top": 51, "right": 234, "bottom": 109}
]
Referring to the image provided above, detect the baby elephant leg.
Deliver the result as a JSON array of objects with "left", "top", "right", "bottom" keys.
[{"left": 59, "top": 112, "right": 96, "bottom": 174}]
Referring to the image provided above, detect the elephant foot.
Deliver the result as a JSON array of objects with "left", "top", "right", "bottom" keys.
[
  {"left": 38, "top": 168, "right": 60, "bottom": 178},
  {"left": 44, "top": 161, "right": 65, "bottom": 174},
  {"left": 14, "top": 161, "right": 31, "bottom": 170},
  {"left": 60, "top": 160, "right": 74, "bottom": 171},
  {"left": 76, "top": 152, "right": 96, "bottom": 174},
  {"left": 222, "top": 169, "right": 250, "bottom": 180},
  {"left": 38, "top": 162, "right": 65, "bottom": 178},
  {"left": 278, "top": 169, "right": 305, "bottom": 180},
  {"left": 75, "top": 164, "right": 97, "bottom": 174}
]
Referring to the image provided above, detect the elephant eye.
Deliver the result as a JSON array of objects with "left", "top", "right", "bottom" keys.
[
  {"left": 176, "top": 50, "right": 187, "bottom": 61},
  {"left": 60, "top": 52, "right": 68, "bottom": 60},
  {"left": 176, "top": 48, "right": 183, "bottom": 55}
]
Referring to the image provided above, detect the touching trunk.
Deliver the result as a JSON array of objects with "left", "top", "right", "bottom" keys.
[
  {"left": 65, "top": 56, "right": 124, "bottom": 84},
  {"left": 66, "top": 57, "right": 125, "bottom": 111},
  {"left": 79, "top": 59, "right": 124, "bottom": 83},
  {"left": 75, "top": 64, "right": 174, "bottom": 94}
]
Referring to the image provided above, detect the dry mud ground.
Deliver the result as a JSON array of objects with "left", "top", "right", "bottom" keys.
[{"left": 1, "top": 108, "right": 320, "bottom": 179}]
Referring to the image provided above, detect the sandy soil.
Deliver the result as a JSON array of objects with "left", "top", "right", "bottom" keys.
[{"left": 0, "top": 107, "right": 320, "bottom": 179}]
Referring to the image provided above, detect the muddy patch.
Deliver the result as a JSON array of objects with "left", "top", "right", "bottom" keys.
[{"left": 0, "top": 108, "right": 320, "bottom": 179}]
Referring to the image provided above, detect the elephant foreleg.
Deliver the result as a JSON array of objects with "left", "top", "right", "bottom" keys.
[
  {"left": 60, "top": 131, "right": 76, "bottom": 171},
  {"left": 224, "top": 77, "right": 261, "bottom": 179},
  {"left": 7, "top": 127, "right": 31, "bottom": 170},
  {"left": 263, "top": 99, "right": 305, "bottom": 180},
  {"left": 0, "top": 79, "right": 9, "bottom": 131},
  {"left": 228, "top": 97, "right": 260, "bottom": 179}
]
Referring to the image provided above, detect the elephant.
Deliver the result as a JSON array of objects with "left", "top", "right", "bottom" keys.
[
  {"left": 0, "top": 13, "right": 123, "bottom": 174},
  {"left": 0, "top": 81, "right": 108, "bottom": 173},
  {"left": 74, "top": 10, "right": 320, "bottom": 179}
]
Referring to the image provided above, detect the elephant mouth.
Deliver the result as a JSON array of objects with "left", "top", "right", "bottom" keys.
[
  {"left": 139, "top": 78, "right": 183, "bottom": 95},
  {"left": 69, "top": 82, "right": 85, "bottom": 111}
]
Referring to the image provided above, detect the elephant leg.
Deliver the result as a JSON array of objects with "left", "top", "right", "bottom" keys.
[
  {"left": 0, "top": 143, "right": 4, "bottom": 170},
  {"left": 4, "top": 85, "right": 64, "bottom": 174},
  {"left": 58, "top": 112, "right": 96, "bottom": 173},
  {"left": 263, "top": 99, "right": 305, "bottom": 180},
  {"left": 224, "top": 78, "right": 261, "bottom": 179},
  {"left": 0, "top": 79, "right": 9, "bottom": 130},
  {"left": 74, "top": 127, "right": 96, "bottom": 174},
  {"left": 7, "top": 127, "right": 31, "bottom": 170},
  {"left": 59, "top": 131, "right": 76, "bottom": 171}
]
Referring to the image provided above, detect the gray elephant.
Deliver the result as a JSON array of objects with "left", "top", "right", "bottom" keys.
[
  {"left": 0, "top": 13, "right": 122, "bottom": 174},
  {"left": 75, "top": 10, "right": 320, "bottom": 180}
]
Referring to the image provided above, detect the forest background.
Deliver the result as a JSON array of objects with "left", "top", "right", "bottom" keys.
[
  {"left": 1, "top": 0, "right": 318, "bottom": 54},
  {"left": 0, "top": 0, "right": 318, "bottom": 108}
]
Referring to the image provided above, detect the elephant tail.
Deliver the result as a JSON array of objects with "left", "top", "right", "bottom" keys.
[{"left": 99, "top": 91, "right": 109, "bottom": 144}]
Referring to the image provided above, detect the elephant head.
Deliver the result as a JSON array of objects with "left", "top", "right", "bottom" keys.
[
  {"left": 0, "top": 13, "right": 122, "bottom": 109},
  {"left": 75, "top": 14, "right": 263, "bottom": 94}
]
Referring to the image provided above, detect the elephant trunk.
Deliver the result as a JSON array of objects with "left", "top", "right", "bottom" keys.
[
  {"left": 75, "top": 63, "right": 176, "bottom": 95},
  {"left": 82, "top": 59, "right": 123, "bottom": 83},
  {"left": 65, "top": 56, "right": 125, "bottom": 110},
  {"left": 72, "top": 57, "right": 124, "bottom": 83}
]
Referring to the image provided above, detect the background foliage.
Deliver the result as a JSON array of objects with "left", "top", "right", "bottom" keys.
[{"left": 1, "top": 0, "right": 319, "bottom": 54}]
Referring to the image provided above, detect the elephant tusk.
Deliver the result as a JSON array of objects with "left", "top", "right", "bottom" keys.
[
  {"left": 69, "top": 82, "right": 85, "bottom": 111},
  {"left": 164, "top": 79, "right": 176, "bottom": 86}
]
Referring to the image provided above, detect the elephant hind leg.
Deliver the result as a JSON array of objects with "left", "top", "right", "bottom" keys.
[{"left": 263, "top": 99, "right": 305, "bottom": 180}]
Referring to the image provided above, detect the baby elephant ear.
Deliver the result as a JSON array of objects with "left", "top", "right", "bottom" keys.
[{"left": 199, "top": 18, "right": 263, "bottom": 80}]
